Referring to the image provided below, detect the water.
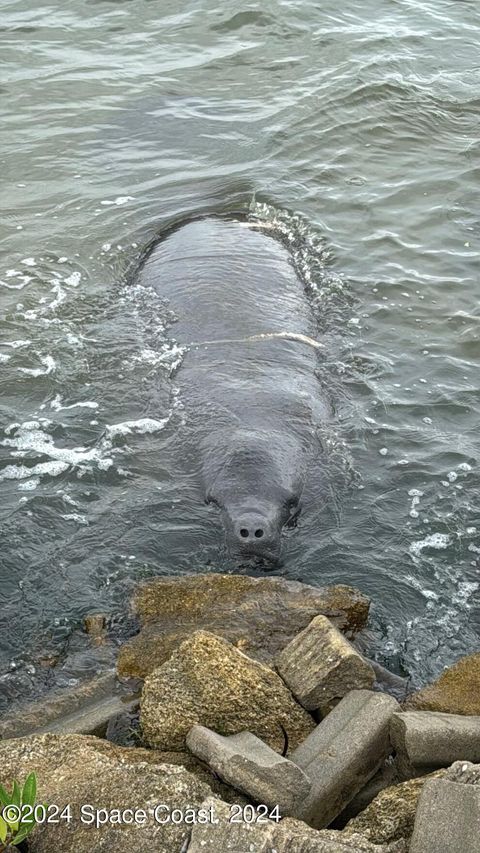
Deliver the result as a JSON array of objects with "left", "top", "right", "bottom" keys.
[{"left": 1, "top": 0, "right": 479, "bottom": 709}]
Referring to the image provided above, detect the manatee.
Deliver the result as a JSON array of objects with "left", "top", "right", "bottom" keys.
[{"left": 135, "top": 216, "right": 331, "bottom": 562}]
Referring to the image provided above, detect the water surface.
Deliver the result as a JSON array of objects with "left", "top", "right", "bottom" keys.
[{"left": 1, "top": 0, "right": 479, "bottom": 708}]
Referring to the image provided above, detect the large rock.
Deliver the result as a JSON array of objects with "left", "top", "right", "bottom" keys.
[
  {"left": 343, "top": 770, "right": 444, "bottom": 845},
  {"left": 117, "top": 573, "right": 370, "bottom": 678},
  {"left": 391, "top": 711, "right": 480, "bottom": 776},
  {"left": 0, "top": 733, "right": 213, "bottom": 853},
  {"left": 290, "top": 690, "right": 399, "bottom": 829},
  {"left": 140, "top": 631, "right": 315, "bottom": 752},
  {"left": 410, "top": 777, "right": 480, "bottom": 853},
  {"left": 276, "top": 614, "right": 375, "bottom": 710},
  {"left": 187, "top": 797, "right": 408, "bottom": 852},
  {"left": 404, "top": 653, "right": 480, "bottom": 715},
  {"left": 186, "top": 725, "right": 311, "bottom": 815}
]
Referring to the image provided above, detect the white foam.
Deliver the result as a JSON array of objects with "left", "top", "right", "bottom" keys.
[
  {"left": 61, "top": 513, "right": 88, "bottom": 524},
  {"left": 0, "top": 353, "right": 11, "bottom": 363},
  {"left": 410, "top": 533, "right": 452, "bottom": 558},
  {"left": 18, "top": 478, "right": 40, "bottom": 491},
  {"left": 18, "top": 355, "right": 56, "bottom": 377},
  {"left": 100, "top": 196, "right": 135, "bottom": 206},
  {"left": 408, "top": 489, "right": 424, "bottom": 518},
  {"left": 1, "top": 423, "right": 113, "bottom": 473},
  {"left": 1, "top": 274, "right": 32, "bottom": 290},
  {"left": 0, "top": 460, "right": 69, "bottom": 482},
  {"left": 2, "top": 340, "right": 32, "bottom": 349},
  {"left": 64, "top": 271, "right": 81, "bottom": 287},
  {"left": 50, "top": 395, "right": 98, "bottom": 412},
  {"left": 105, "top": 417, "right": 169, "bottom": 439},
  {"left": 49, "top": 283, "right": 66, "bottom": 310}
]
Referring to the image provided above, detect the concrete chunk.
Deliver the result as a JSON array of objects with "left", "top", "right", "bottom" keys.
[
  {"left": 410, "top": 777, "right": 480, "bottom": 853},
  {"left": 188, "top": 797, "right": 408, "bottom": 852},
  {"left": 186, "top": 725, "right": 311, "bottom": 815},
  {"left": 391, "top": 711, "right": 480, "bottom": 776},
  {"left": 276, "top": 615, "right": 375, "bottom": 710},
  {"left": 290, "top": 689, "right": 400, "bottom": 829}
]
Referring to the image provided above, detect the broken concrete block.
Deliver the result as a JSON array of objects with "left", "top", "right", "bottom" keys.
[
  {"left": 276, "top": 614, "right": 375, "bottom": 710},
  {"left": 186, "top": 725, "right": 311, "bottom": 815},
  {"left": 410, "top": 777, "right": 480, "bottom": 853},
  {"left": 187, "top": 797, "right": 408, "bottom": 852},
  {"left": 391, "top": 711, "right": 480, "bottom": 776},
  {"left": 290, "top": 689, "right": 400, "bottom": 829}
]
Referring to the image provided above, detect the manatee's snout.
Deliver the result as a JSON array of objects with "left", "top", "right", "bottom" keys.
[{"left": 224, "top": 506, "right": 283, "bottom": 562}]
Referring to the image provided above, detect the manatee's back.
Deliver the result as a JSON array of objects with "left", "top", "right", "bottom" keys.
[{"left": 136, "top": 217, "right": 317, "bottom": 345}]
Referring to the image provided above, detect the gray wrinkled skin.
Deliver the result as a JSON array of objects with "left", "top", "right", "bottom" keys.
[{"left": 135, "top": 216, "right": 330, "bottom": 562}]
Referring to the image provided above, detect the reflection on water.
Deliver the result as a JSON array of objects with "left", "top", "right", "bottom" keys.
[{"left": 1, "top": 0, "right": 479, "bottom": 708}]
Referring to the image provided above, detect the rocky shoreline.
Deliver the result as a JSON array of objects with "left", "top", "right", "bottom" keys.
[{"left": 1, "top": 573, "right": 479, "bottom": 852}]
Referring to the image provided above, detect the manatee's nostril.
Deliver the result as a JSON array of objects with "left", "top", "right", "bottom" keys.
[
  {"left": 254, "top": 529, "right": 264, "bottom": 539},
  {"left": 240, "top": 528, "right": 249, "bottom": 538}
]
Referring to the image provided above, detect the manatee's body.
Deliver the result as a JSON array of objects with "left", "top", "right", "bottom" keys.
[{"left": 136, "top": 216, "right": 330, "bottom": 561}]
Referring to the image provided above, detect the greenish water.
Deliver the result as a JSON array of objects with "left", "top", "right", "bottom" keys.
[{"left": 1, "top": 0, "right": 479, "bottom": 708}]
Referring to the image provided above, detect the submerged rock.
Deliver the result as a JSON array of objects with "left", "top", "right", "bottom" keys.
[
  {"left": 140, "top": 630, "right": 315, "bottom": 752},
  {"left": 403, "top": 653, "right": 480, "bottom": 715},
  {"left": 117, "top": 573, "right": 370, "bottom": 678},
  {"left": 0, "top": 672, "right": 138, "bottom": 739},
  {"left": 0, "top": 733, "right": 213, "bottom": 853}
]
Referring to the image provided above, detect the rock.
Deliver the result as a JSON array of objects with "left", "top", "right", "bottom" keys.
[
  {"left": 186, "top": 725, "right": 311, "bottom": 815},
  {"left": 276, "top": 614, "right": 375, "bottom": 710},
  {"left": 333, "top": 759, "right": 399, "bottom": 826},
  {"left": 83, "top": 613, "right": 107, "bottom": 645},
  {"left": 140, "top": 631, "right": 314, "bottom": 752},
  {"left": 0, "top": 672, "right": 139, "bottom": 739},
  {"left": 187, "top": 796, "right": 408, "bottom": 852},
  {"left": 0, "top": 733, "right": 213, "bottom": 853},
  {"left": 117, "top": 573, "right": 370, "bottom": 678},
  {"left": 391, "top": 711, "right": 480, "bottom": 776},
  {"left": 290, "top": 689, "right": 400, "bottom": 829},
  {"left": 410, "top": 777, "right": 480, "bottom": 853},
  {"left": 445, "top": 760, "right": 480, "bottom": 784},
  {"left": 343, "top": 770, "right": 445, "bottom": 845},
  {"left": 403, "top": 653, "right": 480, "bottom": 715}
]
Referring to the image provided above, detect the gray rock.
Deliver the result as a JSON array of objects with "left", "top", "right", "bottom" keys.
[
  {"left": 410, "top": 777, "right": 480, "bottom": 853},
  {"left": 334, "top": 759, "right": 400, "bottom": 825},
  {"left": 140, "top": 631, "right": 314, "bottom": 753},
  {"left": 187, "top": 797, "right": 408, "bottom": 852},
  {"left": 290, "top": 689, "right": 400, "bottom": 829},
  {"left": 391, "top": 711, "right": 480, "bottom": 776},
  {"left": 445, "top": 760, "right": 480, "bottom": 784},
  {"left": 276, "top": 615, "right": 375, "bottom": 710},
  {"left": 186, "top": 725, "right": 311, "bottom": 815}
]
